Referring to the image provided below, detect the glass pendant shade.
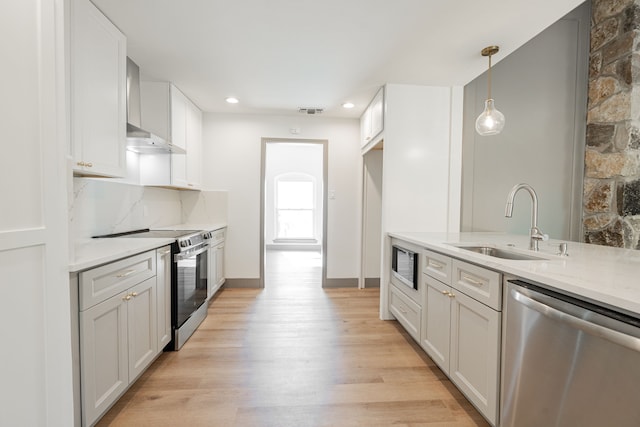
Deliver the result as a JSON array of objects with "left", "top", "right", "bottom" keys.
[{"left": 475, "top": 98, "right": 505, "bottom": 136}]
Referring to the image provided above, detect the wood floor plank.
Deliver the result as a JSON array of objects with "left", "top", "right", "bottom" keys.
[{"left": 96, "top": 251, "right": 489, "bottom": 426}]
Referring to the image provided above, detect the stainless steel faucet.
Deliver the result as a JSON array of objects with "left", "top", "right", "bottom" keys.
[{"left": 505, "top": 183, "right": 548, "bottom": 251}]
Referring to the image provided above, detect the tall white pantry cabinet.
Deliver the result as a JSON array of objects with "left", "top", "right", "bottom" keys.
[{"left": 2, "top": 0, "right": 74, "bottom": 425}]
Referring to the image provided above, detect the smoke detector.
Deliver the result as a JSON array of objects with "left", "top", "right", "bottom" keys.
[{"left": 298, "top": 107, "right": 324, "bottom": 115}]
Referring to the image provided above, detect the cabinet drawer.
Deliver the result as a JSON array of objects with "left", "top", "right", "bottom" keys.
[
  {"left": 423, "top": 249, "right": 451, "bottom": 284},
  {"left": 210, "top": 228, "right": 226, "bottom": 244},
  {"left": 452, "top": 259, "right": 502, "bottom": 310},
  {"left": 389, "top": 284, "right": 421, "bottom": 341},
  {"left": 79, "top": 251, "right": 156, "bottom": 310}
]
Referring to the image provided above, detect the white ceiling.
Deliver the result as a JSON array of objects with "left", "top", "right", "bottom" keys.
[{"left": 92, "top": 0, "right": 586, "bottom": 118}]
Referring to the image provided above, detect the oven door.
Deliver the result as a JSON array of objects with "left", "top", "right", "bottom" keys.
[{"left": 175, "top": 243, "right": 209, "bottom": 328}]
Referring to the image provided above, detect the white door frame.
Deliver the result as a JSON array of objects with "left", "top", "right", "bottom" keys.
[{"left": 259, "top": 138, "right": 328, "bottom": 288}]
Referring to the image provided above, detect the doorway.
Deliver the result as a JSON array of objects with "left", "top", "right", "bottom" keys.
[
  {"left": 360, "top": 147, "right": 383, "bottom": 289},
  {"left": 260, "top": 139, "right": 328, "bottom": 288}
]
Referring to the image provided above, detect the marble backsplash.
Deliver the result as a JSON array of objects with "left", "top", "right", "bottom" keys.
[{"left": 70, "top": 178, "right": 227, "bottom": 239}]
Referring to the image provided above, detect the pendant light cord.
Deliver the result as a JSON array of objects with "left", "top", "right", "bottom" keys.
[{"left": 487, "top": 54, "right": 492, "bottom": 100}]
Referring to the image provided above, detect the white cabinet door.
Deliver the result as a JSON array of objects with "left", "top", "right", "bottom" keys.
[
  {"left": 360, "top": 87, "right": 384, "bottom": 147},
  {"left": 360, "top": 107, "right": 372, "bottom": 146},
  {"left": 421, "top": 274, "right": 452, "bottom": 373},
  {"left": 186, "top": 100, "right": 202, "bottom": 189},
  {"left": 170, "top": 86, "right": 187, "bottom": 150},
  {"left": 71, "top": 0, "right": 126, "bottom": 178},
  {"left": 127, "top": 277, "right": 157, "bottom": 381},
  {"left": 156, "top": 246, "right": 172, "bottom": 350},
  {"left": 208, "top": 242, "right": 225, "bottom": 299},
  {"left": 138, "top": 83, "right": 202, "bottom": 189},
  {"left": 369, "top": 88, "right": 384, "bottom": 139},
  {"left": 170, "top": 154, "right": 188, "bottom": 188},
  {"left": 80, "top": 292, "right": 128, "bottom": 427},
  {"left": 207, "top": 244, "right": 217, "bottom": 300},
  {"left": 449, "top": 290, "right": 501, "bottom": 425},
  {"left": 215, "top": 243, "right": 225, "bottom": 288}
]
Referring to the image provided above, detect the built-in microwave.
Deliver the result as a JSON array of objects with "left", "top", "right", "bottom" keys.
[{"left": 391, "top": 245, "right": 419, "bottom": 290}]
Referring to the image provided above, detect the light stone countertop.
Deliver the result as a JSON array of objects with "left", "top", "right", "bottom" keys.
[
  {"left": 389, "top": 231, "right": 640, "bottom": 317},
  {"left": 158, "top": 223, "right": 227, "bottom": 232},
  {"left": 69, "top": 223, "right": 227, "bottom": 273}
]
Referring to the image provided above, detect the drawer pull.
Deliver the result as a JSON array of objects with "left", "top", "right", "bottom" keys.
[
  {"left": 441, "top": 290, "right": 449, "bottom": 295},
  {"left": 462, "top": 274, "right": 484, "bottom": 287},
  {"left": 130, "top": 292, "right": 138, "bottom": 297},
  {"left": 122, "top": 294, "right": 132, "bottom": 301},
  {"left": 116, "top": 269, "right": 136, "bottom": 278},
  {"left": 428, "top": 260, "right": 444, "bottom": 270}
]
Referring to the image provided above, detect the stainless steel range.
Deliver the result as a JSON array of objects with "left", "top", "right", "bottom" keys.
[{"left": 96, "top": 228, "right": 211, "bottom": 350}]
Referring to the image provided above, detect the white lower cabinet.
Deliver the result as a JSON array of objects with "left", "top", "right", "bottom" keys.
[
  {"left": 156, "top": 246, "right": 172, "bottom": 350},
  {"left": 422, "top": 275, "right": 451, "bottom": 370},
  {"left": 448, "top": 288, "right": 500, "bottom": 425},
  {"left": 125, "top": 278, "right": 158, "bottom": 380},
  {"left": 207, "top": 229, "right": 226, "bottom": 300},
  {"left": 79, "top": 289, "right": 128, "bottom": 426},
  {"left": 78, "top": 250, "right": 162, "bottom": 426},
  {"left": 389, "top": 284, "right": 422, "bottom": 341},
  {"left": 418, "top": 249, "right": 502, "bottom": 426}
]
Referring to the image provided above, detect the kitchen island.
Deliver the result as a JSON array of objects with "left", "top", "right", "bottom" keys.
[
  {"left": 386, "top": 231, "right": 640, "bottom": 427},
  {"left": 389, "top": 231, "right": 640, "bottom": 316}
]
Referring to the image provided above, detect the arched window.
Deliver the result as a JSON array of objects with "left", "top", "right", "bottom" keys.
[{"left": 275, "top": 173, "right": 316, "bottom": 240}]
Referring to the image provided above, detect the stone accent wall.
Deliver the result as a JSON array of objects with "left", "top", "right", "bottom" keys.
[{"left": 584, "top": 0, "right": 640, "bottom": 248}]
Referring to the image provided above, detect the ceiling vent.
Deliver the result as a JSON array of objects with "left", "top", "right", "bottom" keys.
[{"left": 298, "top": 107, "right": 324, "bottom": 115}]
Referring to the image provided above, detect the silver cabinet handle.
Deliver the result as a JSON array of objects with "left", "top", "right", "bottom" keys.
[
  {"left": 428, "top": 260, "right": 444, "bottom": 270},
  {"left": 461, "top": 274, "right": 483, "bottom": 287},
  {"left": 512, "top": 289, "right": 640, "bottom": 352},
  {"left": 116, "top": 269, "right": 135, "bottom": 278}
]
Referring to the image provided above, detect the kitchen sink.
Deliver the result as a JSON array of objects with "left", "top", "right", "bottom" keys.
[{"left": 456, "top": 246, "right": 549, "bottom": 261}]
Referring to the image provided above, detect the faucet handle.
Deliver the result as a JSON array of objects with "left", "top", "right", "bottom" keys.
[{"left": 531, "top": 227, "right": 548, "bottom": 241}]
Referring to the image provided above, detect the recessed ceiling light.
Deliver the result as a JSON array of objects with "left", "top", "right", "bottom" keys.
[
  {"left": 342, "top": 102, "right": 355, "bottom": 109},
  {"left": 225, "top": 97, "right": 239, "bottom": 104}
]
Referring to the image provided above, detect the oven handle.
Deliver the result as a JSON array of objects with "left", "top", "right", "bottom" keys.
[{"left": 174, "top": 244, "right": 209, "bottom": 261}]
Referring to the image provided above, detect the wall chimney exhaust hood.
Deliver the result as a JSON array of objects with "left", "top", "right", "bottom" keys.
[{"left": 126, "top": 57, "right": 185, "bottom": 154}]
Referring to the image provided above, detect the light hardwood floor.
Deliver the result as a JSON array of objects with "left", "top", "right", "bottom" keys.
[{"left": 97, "top": 250, "right": 489, "bottom": 426}]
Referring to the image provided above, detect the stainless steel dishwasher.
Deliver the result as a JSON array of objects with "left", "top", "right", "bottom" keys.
[{"left": 501, "top": 279, "right": 640, "bottom": 427}]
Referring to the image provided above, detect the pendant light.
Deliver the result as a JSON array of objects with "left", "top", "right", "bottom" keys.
[{"left": 475, "top": 45, "right": 505, "bottom": 136}]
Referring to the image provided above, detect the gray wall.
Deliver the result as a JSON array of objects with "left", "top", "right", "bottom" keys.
[{"left": 461, "top": 2, "right": 590, "bottom": 241}]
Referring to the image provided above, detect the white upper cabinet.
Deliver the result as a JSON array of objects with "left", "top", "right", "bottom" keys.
[
  {"left": 360, "top": 87, "right": 384, "bottom": 148},
  {"left": 139, "top": 82, "right": 202, "bottom": 190},
  {"left": 70, "top": 0, "right": 126, "bottom": 178},
  {"left": 186, "top": 100, "right": 203, "bottom": 189},
  {"left": 170, "top": 87, "right": 188, "bottom": 151}
]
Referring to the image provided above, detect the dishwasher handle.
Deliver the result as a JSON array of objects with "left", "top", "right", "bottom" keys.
[{"left": 511, "top": 288, "right": 640, "bottom": 353}]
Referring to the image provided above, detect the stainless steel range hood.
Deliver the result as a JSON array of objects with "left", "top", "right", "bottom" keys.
[{"left": 126, "top": 57, "right": 185, "bottom": 154}]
